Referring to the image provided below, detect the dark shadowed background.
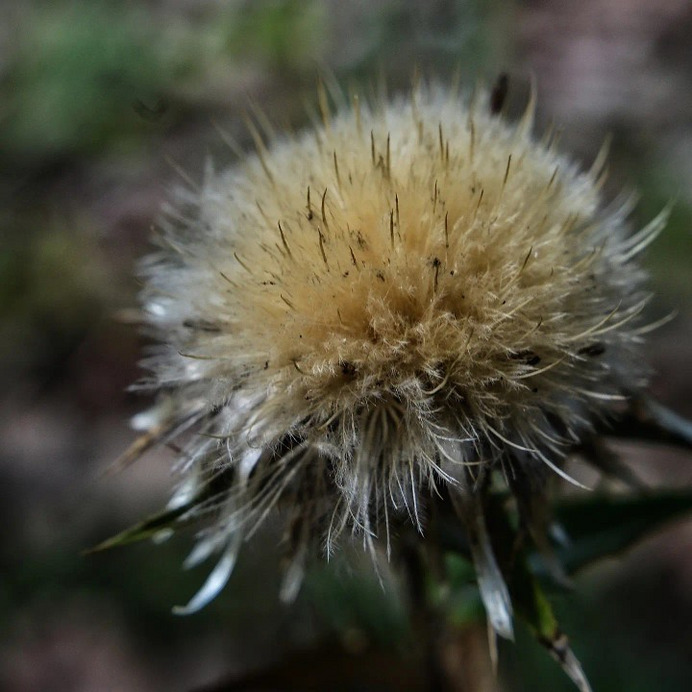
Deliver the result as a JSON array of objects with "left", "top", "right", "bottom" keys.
[{"left": 1, "top": 1, "right": 691, "bottom": 690}]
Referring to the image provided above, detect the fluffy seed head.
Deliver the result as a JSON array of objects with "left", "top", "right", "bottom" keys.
[{"left": 134, "top": 82, "right": 661, "bottom": 616}]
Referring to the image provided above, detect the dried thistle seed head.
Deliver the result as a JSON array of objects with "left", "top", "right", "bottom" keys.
[{"left": 133, "top": 82, "right": 662, "bottom": 622}]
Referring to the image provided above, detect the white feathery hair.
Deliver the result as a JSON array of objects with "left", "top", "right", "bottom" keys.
[{"left": 130, "top": 81, "right": 663, "bottom": 631}]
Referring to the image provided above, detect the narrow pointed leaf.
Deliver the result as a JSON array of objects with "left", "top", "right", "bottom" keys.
[
  {"left": 509, "top": 549, "right": 592, "bottom": 691},
  {"left": 86, "top": 499, "right": 198, "bottom": 552},
  {"left": 89, "top": 465, "right": 235, "bottom": 553},
  {"left": 605, "top": 396, "right": 692, "bottom": 451},
  {"left": 549, "top": 491, "right": 692, "bottom": 575}
]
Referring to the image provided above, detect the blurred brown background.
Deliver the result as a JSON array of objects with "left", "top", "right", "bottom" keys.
[{"left": 1, "top": 1, "right": 690, "bottom": 690}]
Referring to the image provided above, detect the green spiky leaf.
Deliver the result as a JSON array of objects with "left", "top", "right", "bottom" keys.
[
  {"left": 548, "top": 491, "right": 692, "bottom": 576},
  {"left": 86, "top": 500, "right": 197, "bottom": 553},
  {"left": 509, "top": 556, "right": 591, "bottom": 692}
]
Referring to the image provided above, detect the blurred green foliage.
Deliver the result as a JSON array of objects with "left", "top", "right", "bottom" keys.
[
  {"left": 0, "top": 2, "right": 179, "bottom": 163},
  {"left": 638, "top": 178, "right": 692, "bottom": 300},
  {"left": 305, "top": 557, "right": 410, "bottom": 651},
  {"left": 224, "top": 0, "right": 327, "bottom": 73}
]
